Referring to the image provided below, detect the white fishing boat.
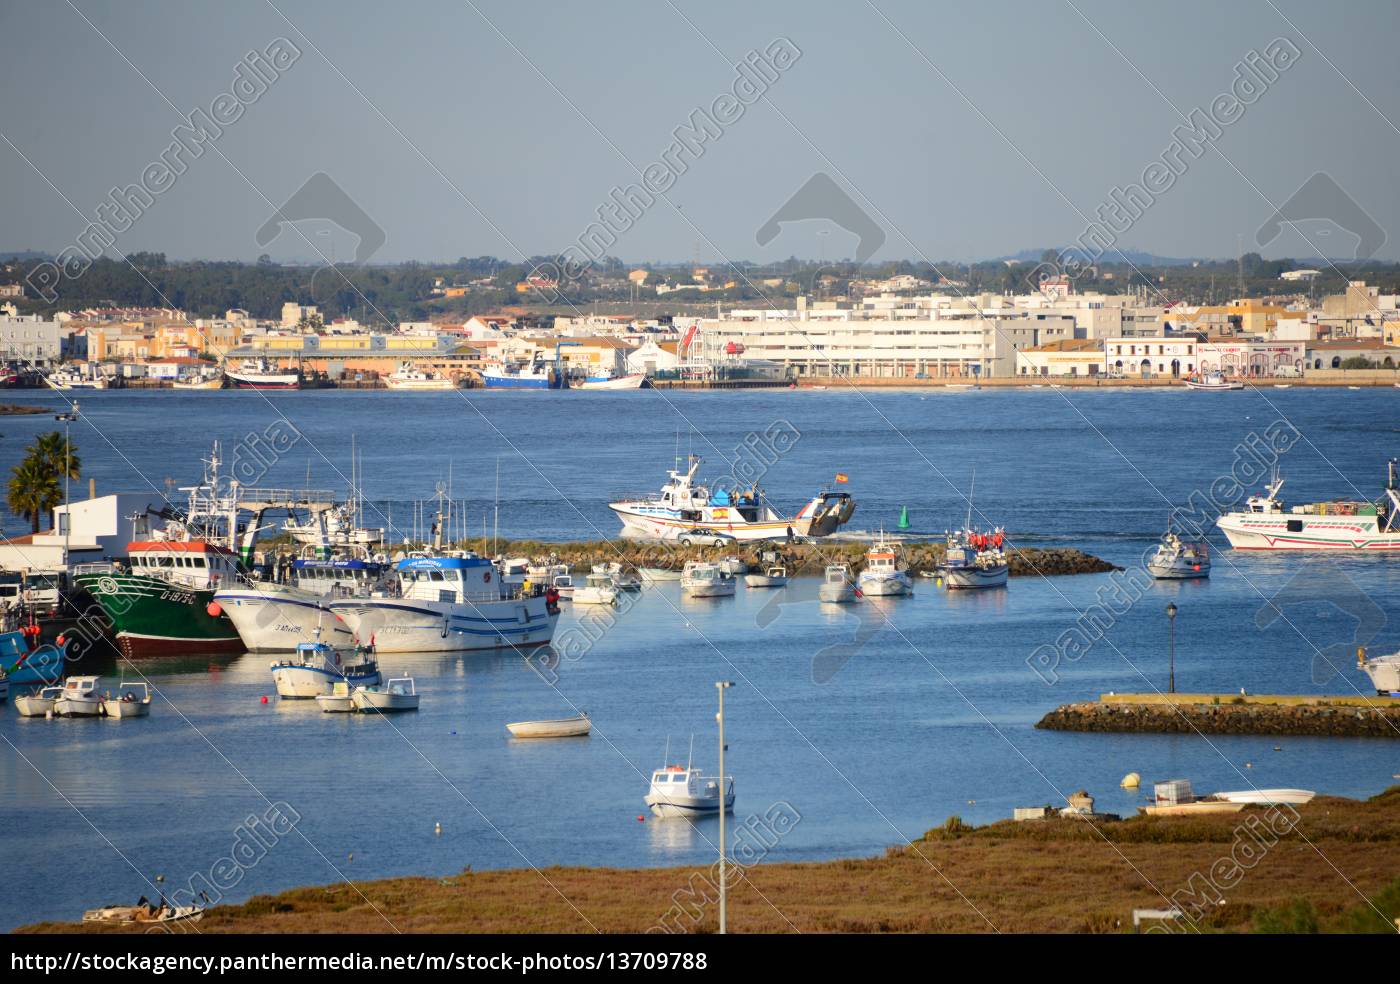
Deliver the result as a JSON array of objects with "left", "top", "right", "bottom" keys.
[
  {"left": 609, "top": 454, "right": 855, "bottom": 542},
  {"left": 216, "top": 555, "right": 387, "bottom": 652},
  {"left": 940, "top": 529, "right": 1010, "bottom": 590},
  {"left": 1358, "top": 647, "right": 1400, "bottom": 694},
  {"left": 577, "top": 370, "right": 645, "bottom": 390},
  {"left": 350, "top": 676, "right": 419, "bottom": 712},
  {"left": 383, "top": 361, "right": 455, "bottom": 391},
  {"left": 225, "top": 357, "right": 300, "bottom": 390},
  {"left": 270, "top": 634, "right": 380, "bottom": 698},
  {"left": 1212, "top": 788, "right": 1315, "bottom": 805},
  {"left": 506, "top": 712, "right": 591, "bottom": 738},
  {"left": 14, "top": 685, "right": 62, "bottom": 717},
  {"left": 1146, "top": 526, "right": 1211, "bottom": 579},
  {"left": 645, "top": 753, "right": 734, "bottom": 819},
  {"left": 1183, "top": 371, "right": 1244, "bottom": 391},
  {"left": 744, "top": 566, "right": 788, "bottom": 588},
  {"left": 818, "top": 564, "right": 857, "bottom": 603},
  {"left": 281, "top": 503, "right": 385, "bottom": 549},
  {"left": 572, "top": 572, "right": 619, "bottom": 606},
  {"left": 482, "top": 358, "right": 560, "bottom": 389},
  {"left": 680, "top": 561, "right": 735, "bottom": 598},
  {"left": 45, "top": 364, "right": 109, "bottom": 390},
  {"left": 718, "top": 555, "right": 749, "bottom": 576},
  {"left": 857, "top": 532, "right": 913, "bottom": 596},
  {"left": 53, "top": 675, "right": 104, "bottom": 717},
  {"left": 329, "top": 553, "right": 558, "bottom": 654},
  {"left": 315, "top": 680, "right": 356, "bottom": 713},
  {"left": 101, "top": 681, "right": 152, "bottom": 718},
  {"left": 1218, "top": 463, "right": 1400, "bottom": 551}
]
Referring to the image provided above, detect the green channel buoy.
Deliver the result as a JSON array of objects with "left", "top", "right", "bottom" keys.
[{"left": 898, "top": 505, "right": 910, "bottom": 530}]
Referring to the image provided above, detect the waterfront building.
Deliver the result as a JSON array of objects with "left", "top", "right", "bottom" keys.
[
  {"left": 1015, "top": 338, "right": 1106, "bottom": 377},
  {"left": 1197, "top": 339, "right": 1306, "bottom": 377},
  {"left": 0, "top": 310, "right": 68, "bottom": 364},
  {"left": 1103, "top": 336, "right": 1200, "bottom": 378}
]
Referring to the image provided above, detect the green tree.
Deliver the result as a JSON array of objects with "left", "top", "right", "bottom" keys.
[{"left": 33, "top": 431, "right": 81, "bottom": 483}]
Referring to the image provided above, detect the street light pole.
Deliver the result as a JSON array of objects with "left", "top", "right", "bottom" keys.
[
  {"left": 1166, "top": 602, "right": 1178, "bottom": 694},
  {"left": 54, "top": 402, "right": 79, "bottom": 573},
  {"left": 716, "top": 680, "right": 734, "bottom": 934}
]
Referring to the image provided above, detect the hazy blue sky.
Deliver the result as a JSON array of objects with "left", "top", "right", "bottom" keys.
[{"left": 2, "top": 0, "right": 1397, "bottom": 265}]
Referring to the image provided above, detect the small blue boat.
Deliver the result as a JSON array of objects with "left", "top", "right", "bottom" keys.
[{"left": 1, "top": 630, "right": 65, "bottom": 687}]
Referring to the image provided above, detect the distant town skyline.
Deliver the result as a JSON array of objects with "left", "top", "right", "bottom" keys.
[{"left": 2, "top": 0, "right": 1397, "bottom": 267}]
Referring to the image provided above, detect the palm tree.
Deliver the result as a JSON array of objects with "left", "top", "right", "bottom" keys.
[
  {"left": 6, "top": 432, "right": 78, "bottom": 533},
  {"left": 8, "top": 456, "right": 60, "bottom": 533},
  {"left": 33, "top": 431, "right": 80, "bottom": 482}
]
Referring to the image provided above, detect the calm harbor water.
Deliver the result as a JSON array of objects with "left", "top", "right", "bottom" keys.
[{"left": 3, "top": 386, "right": 1400, "bottom": 929}]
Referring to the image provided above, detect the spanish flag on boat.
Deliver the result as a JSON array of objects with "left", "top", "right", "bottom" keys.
[{"left": 835, "top": 473, "right": 849, "bottom": 484}]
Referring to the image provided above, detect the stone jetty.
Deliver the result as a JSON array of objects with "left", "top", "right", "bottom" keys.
[
  {"left": 1038, "top": 693, "right": 1400, "bottom": 738},
  {"left": 485, "top": 538, "right": 1116, "bottom": 579}
]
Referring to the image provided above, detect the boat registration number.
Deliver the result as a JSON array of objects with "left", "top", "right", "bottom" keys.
[{"left": 160, "top": 590, "right": 198, "bottom": 605}]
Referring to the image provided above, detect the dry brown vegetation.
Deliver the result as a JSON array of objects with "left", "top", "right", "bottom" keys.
[{"left": 23, "top": 789, "right": 1400, "bottom": 934}]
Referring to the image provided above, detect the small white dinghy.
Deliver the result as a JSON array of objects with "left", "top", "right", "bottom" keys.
[
  {"left": 84, "top": 898, "right": 204, "bottom": 926},
  {"left": 351, "top": 676, "right": 420, "bottom": 713},
  {"left": 1212, "top": 788, "right": 1316, "bottom": 805},
  {"left": 506, "top": 712, "right": 591, "bottom": 739},
  {"left": 54, "top": 676, "right": 104, "bottom": 717},
  {"left": 14, "top": 685, "right": 62, "bottom": 717},
  {"left": 818, "top": 564, "right": 857, "bottom": 603},
  {"left": 102, "top": 681, "right": 152, "bottom": 718},
  {"left": 744, "top": 566, "right": 789, "bottom": 588},
  {"left": 315, "top": 680, "right": 356, "bottom": 713},
  {"left": 638, "top": 567, "right": 683, "bottom": 582}
]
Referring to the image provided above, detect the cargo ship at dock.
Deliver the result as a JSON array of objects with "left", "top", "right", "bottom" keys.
[{"left": 1217, "top": 461, "right": 1400, "bottom": 550}]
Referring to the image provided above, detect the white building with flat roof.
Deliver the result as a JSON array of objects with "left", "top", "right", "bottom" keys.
[{"left": 0, "top": 311, "right": 67, "bottom": 364}]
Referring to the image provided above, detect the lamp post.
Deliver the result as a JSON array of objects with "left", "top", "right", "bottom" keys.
[
  {"left": 716, "top": 680, "right": 734, "bottom": 934},
  {"left": 1166, "top": 602, "right": 1178, "bottom": 694},
  {"left": 54, "top": 402, "right": 79, "bottom": 572}
]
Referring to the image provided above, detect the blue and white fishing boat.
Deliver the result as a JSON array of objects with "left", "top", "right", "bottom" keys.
[
  {"left": 270, "top": 630, "right": 380, "bottom": 699},
  {"left": 939, "top": 529, "right": 1010, "bottom": 590},
  {"left": 0, "top": 630, "right": 65, "bottom": 687},
  {"left": 215, "top": 556, "right": 388, "bottom": 652},
  {"left": 328, "top": 553, "right": 558, "bottom": 654},
  {"left": 482, "top": 358, "right": 561, "bottom": 390}
]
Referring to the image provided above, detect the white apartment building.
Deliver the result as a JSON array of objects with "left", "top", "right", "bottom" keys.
[
  {"left": 697, "top": 298, "right": 1075, "bottom": 378},
  {"left": 1103, "top": 337, "right": 1200, "bottom": 377},
  {"left": 0, "top": 311, "right": 67, "bottom": 364}
]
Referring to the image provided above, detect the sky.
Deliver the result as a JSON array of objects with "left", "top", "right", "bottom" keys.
[{"left": 1, "top": 0, "right": 1398, "bottom": 266}]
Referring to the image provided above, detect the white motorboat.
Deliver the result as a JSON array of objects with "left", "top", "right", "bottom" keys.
[
  {"left": 1146, "top": 528, "right": 1211, "bottom": 579},
  {"left": 857, "top": 533, "right": 913, "bottom": 597},
  {"left": 225, "top": 357, "right": 300, "bottom": 390},
  {"left": 281, "top": 504, "right": 384, "bottom": 549},
  {"left": 744, "top": 566, "right": 788, "bottom": 588},
  {"left": 572, "top": 572, "right": 619, "bottom": 606},
  {"left": 939, "top": 529, "right": 1009, "bottom": 590},
  {"left": 84, "top": 899, "right": 205, "bottom": 926},
  {"left": 1218, "top": 463, "right": 1400, "bottom": 551},
  {"left": 54, "top": 675, "right": 104, "bottom": 717},
  {"left": 818, "top": 564, "right": 857, "bottom": 603},
  {"left": 1183, "top": 371, "right": 1244, "bottom": 391},
  {"left": 718, "top": 555, "right": 749, "bottom": 577},
  {"left": 315, "top": 680, "right": 356, "bottom": 713},
  {"left": 1212, "top": 788, "right": 1316, "bottom": 805},
  {"left": 506, "top": 713, "right": 591, "bottom": 738},
  {"left": 1358, "top": 647, "right": 1400, "bottom": 694},
  {"left": 577, "top": 371, "right": 646, "bottom": 390},
  {"left": 171, "top": 376, "right": 223, "bottom": 390},
  {"left": 270, "top": 637, "right": 380, "bottom": 698},
  {"left": 645, "top": 764, "right": 735, "bottom": 818},
  {"left": 609, "top": 454, "right": 855, "bottom": 542},
  {"left": 101, "top": 682, "right": 152, "bottom": 718},
  {"left": 351, "top": 676, "right": 419, "bottom": 713},
  {"left": 14, "top": 685, "right": 62, "bottom": 717},
  {"left": 383, "top": 361, "right": 455, "bottom": 391},
  {"left": 638, "top": 567, "right": 683, "bottom": 582},
  {"left": 681, "top": 561, "right": 736, "bottom": 598},
  {"left": 46, "top": 364, "right": 109, "bottom": 390},
  {"left": 550, "top": 572, "right": 575, "bottom": 599},
  {"left": 591, "top": 562, "right": 640, "bottom": 591},
  {"left": 329, "top": 553, "right": 558, "bottom": 654}
]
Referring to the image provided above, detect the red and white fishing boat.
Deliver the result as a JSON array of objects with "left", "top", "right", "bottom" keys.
[
  {"left": 1217, "top": 462, "right": 1400, "bottom": 550},
  {"left": 1183, "top": 371, "right": 1244, "bottom": 391}
]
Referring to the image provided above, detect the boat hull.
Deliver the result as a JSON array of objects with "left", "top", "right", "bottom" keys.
[
  {"left": 818, "top": 584, "right": 856, "bottom": 603},
  {"left": 13, "top": 695, "right": 55, "bottom": 716},
  {"left": 75, "top": 573, "right": 245, "bottom": 658},
  {"left": 857, "top": 573, "right": 913, "bottom": 596},
  {"left": 271, "top": 662, "right": 380, "bottom": 699},
  {"left": 101, "top": 698, "right": 150, "bottom": 718},
  {"left": 215, "top": 586, "right": 353, "bottom": 652},
  {"left": 384, "top": 378, "right": 455, "bottom": 391},
  {"left": 507, "top": 716, "right": 591, "bottom": 738},
  {"left": 743, "top": 574, "right": 788, "bottom": 588},
  {"left": 1217, "top": 513, "right": 1400, "bottom": 550},
  {"left": 225, "top": 371, "right": 300, "bottom": 390},
  {"left": 1146, "top": 559, "right": 1210, "bottom": 579},
  {"left": 579, "top": 374, "right": 646, "bottom": 390},
  {"left": 644, "top": 791, "right": 735, "bottom": 818},
  {"left": 328, "top": 595, "right": 558, "bottom": 653},
  {"left": 941, "top": 564, "right": 1010, "bottom": 590},
  {"left": 681, "top": 581, "right": 736, "bottom": 598}
]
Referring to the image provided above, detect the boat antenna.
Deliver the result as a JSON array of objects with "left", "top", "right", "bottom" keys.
[
  {"left": 493, "top": 457, "right": 500, "bottom": 557},
  {"left": 965, "top": 467, "right": 976, "bottom": 532},
  {"left": 687, "top": 733, "right": 694, "bottom": 771},
  {"left": 663, "top": 735, "right": 670, "bottom": 767}
]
